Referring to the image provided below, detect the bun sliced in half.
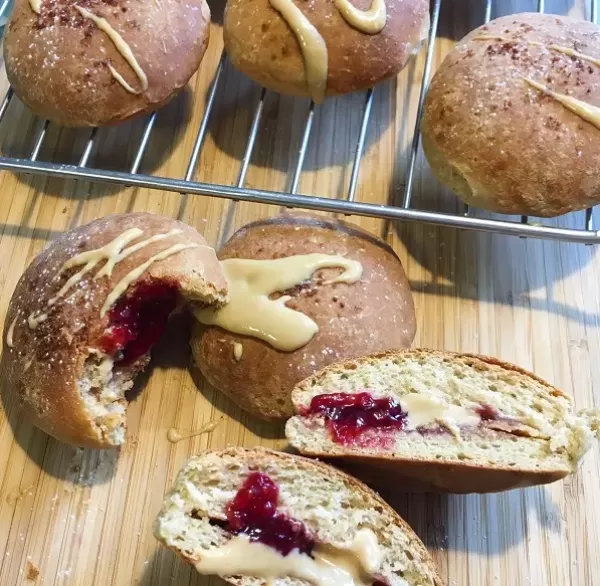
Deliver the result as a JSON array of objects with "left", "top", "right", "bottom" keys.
[
  {"left": 4, "top": 0, "right": 211, "bottom": 126},
  {"left": 154, "top": 447, "right": 443, "bottom": 586},
  {"left": 3, "top": 213, "right": 227, "bottom": 448},
  {"left": 286, "top": 350, "right": 600, "bottom": 493}
]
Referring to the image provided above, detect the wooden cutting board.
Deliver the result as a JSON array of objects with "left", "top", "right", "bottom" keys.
[{"left": 0, "top": 0, "right": 599, "bottom": 584}]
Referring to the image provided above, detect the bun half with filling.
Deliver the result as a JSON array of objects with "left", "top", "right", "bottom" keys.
[{"left": 286, "top": 349, "right": 600, "bottom": 493}]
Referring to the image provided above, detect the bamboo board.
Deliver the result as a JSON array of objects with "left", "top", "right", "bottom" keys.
[{"left": 0, "top": 0, "right": 599, "bottom": 584}]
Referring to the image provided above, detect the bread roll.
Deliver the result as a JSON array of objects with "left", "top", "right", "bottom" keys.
[
  {"left": 4, "top": 0, "right": 211, "bottom": 126},
  {"left": 223, "top": 0, "right": 429, "bottom": 101},
  {"left": 3, "top": 213, "right": 227, "bottom": 448},
  {"left": 285, "top": 350, "right": 600, "bottom": 493},
  {"left": 154, "top": 447, "right": 443, "bottom": 586},
  {"left": 191, "top": 213, "right": 416, "bottom": 421},
  {"left": 421, "top": 13, "right": 600, "bottom": 217}
]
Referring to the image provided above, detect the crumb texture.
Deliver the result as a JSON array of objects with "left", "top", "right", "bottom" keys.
[{"left": 154, "top": 449, "right": 441, "bottom": 586}]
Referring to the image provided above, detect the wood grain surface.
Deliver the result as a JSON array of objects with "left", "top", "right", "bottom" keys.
[{"left": 0, "top": 0, "right": 599, "bottom": 584}]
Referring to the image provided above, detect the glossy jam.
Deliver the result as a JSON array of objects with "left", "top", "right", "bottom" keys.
[
  {"left": 306, "top": 392, "right": 407, "bottom": 444},
  {"left": 99, "top": 282, "right": 178, "bottom": 365},
  {"left": 226, "top": 472, "right": 314, "bottom": 556},
  {"left": 476, "top": 404, "right": 499, "bottom": 421}
]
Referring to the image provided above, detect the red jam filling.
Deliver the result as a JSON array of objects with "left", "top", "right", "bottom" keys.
[
  {"left": 305, "top": 392, "right": 407, "bottom": 444},
  {"left": 476, "top": 404, "right": 500, "bottom": 421},
  {"left": 98, "top": 282, "right": 178, "bottom": 365},
  {"left": 226, "top": 472, "right": 314, "bottom": 556}
]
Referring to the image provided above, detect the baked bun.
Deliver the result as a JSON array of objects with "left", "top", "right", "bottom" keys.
[
  {"left": 285, "top": 350, "right": 600, "bottom": 493},
  {"left": 154, "top": 447, "right": 443, "bottom": 586},
  {"left": 421, "top": 13, "right": 600, "bottom": 217},
  {"left": 191, "top": 213, "right": 416, "bottom": 421},
  {"left": 3, "top": 213, "right": 227, "bottom": 448},
  {"left": 4, "top": 0, "right": 211, "bottom": 126},
  {"left": 223, "top": 0, "right": 429, "bottom": 101}
]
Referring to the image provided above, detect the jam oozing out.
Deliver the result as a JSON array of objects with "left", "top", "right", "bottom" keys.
[
  {"left": 306, "top": 392, "right": 408, "bottom": 444},
  {"left": 226, "top": 472, "right": 314, "bottom": 556},
  {"left": 99, "top": 282, "right": 178, "bottom": 365}
]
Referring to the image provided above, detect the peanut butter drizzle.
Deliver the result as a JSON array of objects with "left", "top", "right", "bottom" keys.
[
  {"left": 194, "top": 254, "right": 363, "bottom": 352},
  {"left": 28, "top": 0, "right": 41, "bottom": 14},
  {"left": 100, "top": 242, "right": 197, "bottom": 316},
  {"left": 194, "top": 529, "right": 383, "bottom": 586},
  {"left": 333, "top": 0, "right": 386, "bottom": 34},
  {"left": 6, "top": 315, "right": 18, "bottom": 348},
  {"left": 74, "top": 5, "right": 149, "bottom": 95},
  {"left": 474, "top": 34, "right": 600, "bottom": 67},
  {"left": 167, "top": 420, "right": 220, "bottom": 444},
  {"left": 48, "top": 228, "right": 182, "bottom": 309},
  {"left": 269, "top": 0, "right": 328, "bottom": 103},
  {"left": 269, "top": 0, "right": 387, "bottom": 102},
  {"left": 524, "top": 78, "right": 600, "bottom": 131},
  {"left": 233, "top": 342, "right": 243, "bottom": 361}
]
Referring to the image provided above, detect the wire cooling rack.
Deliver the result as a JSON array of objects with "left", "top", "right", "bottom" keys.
[{"left": 0, "top": 0, "right": 599, "bottom": 243}]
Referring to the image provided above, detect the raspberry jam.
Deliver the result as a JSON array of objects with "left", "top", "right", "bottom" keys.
[
  {"left": 226, "top": 472, "right": 314, "bottom": 556},
  {"left": 99, "top": 282, "right": 178, "bottom": 365},
  {"left": 305, "top": 392, "right": 407, "bottom": 444},
  {"left": 476, "top": 404, "right": 499, "bottom": 421}
]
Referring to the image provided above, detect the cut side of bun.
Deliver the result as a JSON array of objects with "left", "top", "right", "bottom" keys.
[
  {"left": 3, "top": 213, "right": 228, "bottom": 448},
  {"left": 286, "top": 350, "right": 600, "bottom": 493},
  {"left": 154, "top": 448, "right": 443, "bottom": 586}
]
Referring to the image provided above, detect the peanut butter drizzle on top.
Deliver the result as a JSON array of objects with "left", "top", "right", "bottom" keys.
[
  {"left": 25, "top": 228, "right": 193, "bottom": 330},
  {"left": 268, "top": 0, "right": 387, "bottom": 103},
  {"left": 194, "top": 254, "right": 363, "bottom": 352},
  {"left": 74, "top": 5, "right": 149, "bottom": 95},
  {"left": 524, "top": 77, "right": 600, "bottom": 131}
]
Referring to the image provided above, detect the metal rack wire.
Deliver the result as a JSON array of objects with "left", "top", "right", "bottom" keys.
[{"left": 0, "top": 0, "right": 599, "bottom": 243}]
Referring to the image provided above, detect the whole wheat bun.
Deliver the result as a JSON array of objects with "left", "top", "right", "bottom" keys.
[
  {"left": 4, "top": 0, "right": 211, "bottom": 126},
  {"left": 285, "top": 350, "right": 600, "bottom": 493},
  {"left": 223, "top": 0, "right": 429, "bottom": 98},
  {"left": 191, "top": 213, "right": 416, "bottom": 421},
  {"left": 2, "top": 213, "right": 227, "bottom": 448},
  {"left": 154, "top": 447, "right": 444, "bottom": 586},
  {"left": 421, "top": 13, "right": 600, "bottom": 217}
]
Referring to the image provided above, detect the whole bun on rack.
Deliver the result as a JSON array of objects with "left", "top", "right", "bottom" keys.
[
  {"left": 191, "top": 212, "right": 416, "bottom": 421},
  {"left": 223, "top": 0, "right": 429, "bottom": 101},
  {"left": 421, "top": 13, "right": 600, "bottom": 217},
  {"left": 4, "top": 0, "right": 211, "bottom": 126},
  {"left": 3, "top": 213, "right": 228, "bottom": 448}
]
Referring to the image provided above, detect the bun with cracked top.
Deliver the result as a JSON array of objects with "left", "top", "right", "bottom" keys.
[
  {"left": 191, "top": 212, "right": 416, "bottom": 421},
  {"left": 422, "top": 13, "right": 600, "bottom": 217},
  {"left": 223, "top": 0, "right": 430, "bottom": 102},
  {"left": 4, "top": 0, "right": 211, "bottom": 126},
  {"left": 3, "top": 212, "right": 227, "bottom": 448}
]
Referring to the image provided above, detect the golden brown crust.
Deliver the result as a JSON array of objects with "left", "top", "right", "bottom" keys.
[
  {"left": 289, "top": 349, "right": 572, "bottom": 493},
  {"left": 422, "top": 13, "right": 600, "bottom": 217},
  {"left": 3, "top": 213, "right": 227, "bottom": 447},
  {"left": 223, "top": 0, "right": 429, "bottom": 97},
  {"left": 162, "top": 447, "right": 445, "bottom": 586},
  {"left": 4, "top": 0, "right": 211, "bottom": 126},
  {"left": 191, "top": 212, "right": 416, "bottom": 420}
]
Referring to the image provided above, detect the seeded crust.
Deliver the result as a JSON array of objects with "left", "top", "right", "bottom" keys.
[
  {"left": 422, "top": 13, "right": 600, "bottom": 217},
  {"left": 191, "top": 212, "right": 416, "bottom": 421},
  {"left": 223, "top": 0, "right": 429, "bottom": 97},
  {"left": 2, "top": 213, "right": 228, "bottom": 448},
  {"left": 285, "top": 349, "right": 600, "bottom": 493},
  {"left": 4, "top": 0, "right": 211, "bottom": 126},
  {"left": 154, "top": 447, "right": 444, "bottom": 586}
]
